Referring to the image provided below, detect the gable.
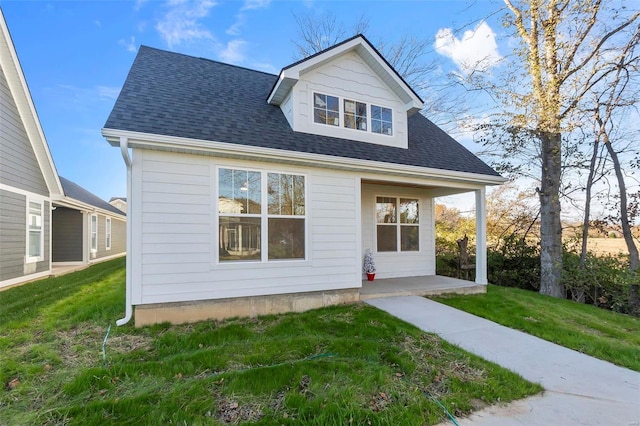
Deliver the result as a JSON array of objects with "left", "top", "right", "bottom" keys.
[
  {"left": 290, "top": 50, "right": 409, "bottom": 148},
  {"left": 0, "top": 9, "right": 62, "bottom": 197},
  {"left": 0, "top": 64, "right": 48, "bottom": 195}
]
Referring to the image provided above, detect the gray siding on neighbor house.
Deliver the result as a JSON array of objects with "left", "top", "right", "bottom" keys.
[
  {"left": 0, "top": 65, "right": 48, "bottom": 196},
  {"left": 52, "top": 207, "right": 83, "bottom": 262},
  {"left": 0, "top": 189, "right": 26, "bottom": 281},
  {"left": 0, "top": 190, "right": 50, "bottom": 280},
  {"left": 94, "top": 215, "right": 126, "bottom": 260}
]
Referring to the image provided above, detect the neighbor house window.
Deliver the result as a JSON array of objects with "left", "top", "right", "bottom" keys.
[
  {"left": 376, "top": 197, "right": 419, "bottom": 252},
  {"left": 371, "top": 105, "right": 393, "bottom": 135},
  {"left": 26, "top": 200, "right": 43, "bottom": 262},
  {"left": 313, "top": 93, "right": 339, "bottom": 126},
  {"left": 218, "top": 168, "right": 306, "bottom": 262},
  {"left": 90, "top": 214, "right": 98, "bottom": 252},
  {"left": 105, "top": 218, "right": 112, "bottom": 250},
  {"left": 344, "top": 99, "right": 367, "bottom": 131}
]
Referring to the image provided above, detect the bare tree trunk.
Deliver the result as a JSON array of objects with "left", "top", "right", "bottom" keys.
[
  {"left": 539, "top": 131, "right": 564, "bottom": 298},
  {"left": 600, "top": 123, "right": 640, "bottom": 315}
]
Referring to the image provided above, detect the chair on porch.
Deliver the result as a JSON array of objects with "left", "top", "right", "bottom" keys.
[{"left": 457, "top": 235, "right": 475, "bottom": 281}]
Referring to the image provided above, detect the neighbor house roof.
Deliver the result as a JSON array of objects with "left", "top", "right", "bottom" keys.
[
  {"left": 59, "top": 176, "right": 126, "bottom": 217},
  {"left": 104, "top": 45, "right": 500, "bottom": 178}
]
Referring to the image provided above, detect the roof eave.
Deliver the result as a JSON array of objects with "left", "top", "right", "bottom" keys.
[{"left": 102, "top": 128, "right": 506, "bottom": 186}]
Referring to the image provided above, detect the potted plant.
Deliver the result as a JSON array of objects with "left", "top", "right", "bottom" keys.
[{"left": 363, "top": 249, "right": 376, "bottom": 281}]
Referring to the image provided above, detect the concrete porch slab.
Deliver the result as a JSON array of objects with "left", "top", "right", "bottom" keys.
[{"left": 360, "top": 275, "right": 485, "bottom": 300}]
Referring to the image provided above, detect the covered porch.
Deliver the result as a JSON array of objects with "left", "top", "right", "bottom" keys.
[{"left": 360, "top": 275, "right": 486, "bottom": 300}]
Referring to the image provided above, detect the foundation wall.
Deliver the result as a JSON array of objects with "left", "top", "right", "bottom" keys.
[{"left": 134, "top": 288, "right": 360, "bottom": 327}]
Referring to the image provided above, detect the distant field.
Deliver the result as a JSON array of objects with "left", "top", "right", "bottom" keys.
[{"left": 586, "top": 238, "right": 630, "bottom": 256}]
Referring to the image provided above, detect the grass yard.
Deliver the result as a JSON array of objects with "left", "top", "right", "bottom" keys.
[
  {"left": 0, "top": 259, "right": 541, "bottom": 425},
  {"left": 434, "top": 285, "right": 640, "bottom": 372}
]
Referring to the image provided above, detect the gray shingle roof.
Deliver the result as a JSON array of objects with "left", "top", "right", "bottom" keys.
[
  {"left": 60, "top": 177, "right": 126, "bottom": 216},
  {"left": 104, "top": 46, "right": 500, "bottom": 178}
]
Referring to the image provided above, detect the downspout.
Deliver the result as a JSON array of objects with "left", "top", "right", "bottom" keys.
[{"left": 116, "top": 136, "right": 133, "bottom": 326}]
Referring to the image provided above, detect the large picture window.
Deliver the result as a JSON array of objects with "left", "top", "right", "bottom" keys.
[
  {"left": 27, "top": 201, "right": 43, "bottom": 262},
  {"left": 218, "top": 168, "right": 306, "bottom": 263},
  {"left": 376, "top": 196, "right": 419, "bottom": 252}
]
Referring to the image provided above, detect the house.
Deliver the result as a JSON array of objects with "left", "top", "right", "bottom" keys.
[
  {"left": 109, "top": 197, "right": 127, "bottom": 213},
  {"left": 0, "top": 8, "right": 63, "bottom": 288},
  {"left": 102, "top": 35, "right": 505, "bottom": 327},
  {"left": 0, "top": 9, "right": 126, "bottom": 289},
  {"left": 52, "top": 177, "right": 126, "bottom": 266}
]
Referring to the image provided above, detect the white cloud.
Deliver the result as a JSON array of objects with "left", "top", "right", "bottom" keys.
[
  {"left": 155, "top": 0, "right": 217, "bottom": 48},
  {"left": 434, "top": 21, "right": 502, "bottom": 75},
  {"left": 118, "top": 36, "right": 137, "bottom": 53},
  {"left": 219, "top": 39, "right": 247, "bottom": 64},
  {"left": 97, "top": 86, "right": 121, "bottom": 100},
  {"left": 241, "top": 0, "right": 271, "bottom": 11},
  {"left": 251, "top": 62, "right": 277, "bottom": 74},
  {"left": 226, "top": 14, "right": 245, "bottom": 36}
]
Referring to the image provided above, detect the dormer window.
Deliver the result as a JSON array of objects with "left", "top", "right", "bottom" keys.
[
  {"left": 313, "top": 92, "right": 393, "bottom": 136},
  {"left": 371, "top": 105, "right": 393, "bottom": 135},
  {"left": 314, "top": 93, "right": 339, "bottom": 126},
  {"left": 344, "top": 99, "right": 367, "bottom": 131}
]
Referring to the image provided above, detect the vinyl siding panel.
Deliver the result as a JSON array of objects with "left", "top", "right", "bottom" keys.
[
  {"left": 134, "top": 150, "right": 360, "bottom": 306},
  {"left": 0, "top": 66, "right": 48, "bottom": 195},
  {"left": 0, "top": 190, "right": 26, "bottom": 280},
  {"left": 52, "top": 207, "right": 83, "bottom": 262},
  {"left": 93, "top": 214, "right": 126, "bottom": 260},
  {"left": 361, "top": 183, "right": 435, "bottom": 278}
]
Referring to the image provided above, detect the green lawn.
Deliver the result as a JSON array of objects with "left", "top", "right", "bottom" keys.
[
  {"left": 434, "top": 285, "right": 640, "bottom": 372},
  {"left": 0, "top": 259, "right": 541, "bottom": 425}
]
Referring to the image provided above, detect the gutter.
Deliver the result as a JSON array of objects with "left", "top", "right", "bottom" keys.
[{"left": 116, "top": 136, "right": 133, "bottom": 326}]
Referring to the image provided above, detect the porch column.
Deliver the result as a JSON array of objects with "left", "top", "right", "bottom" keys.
[{"left": 475, "top": 187, "right": 488, "bottom": 285}]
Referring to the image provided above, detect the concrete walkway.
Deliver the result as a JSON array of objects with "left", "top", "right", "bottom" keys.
[{"left": 366, "top": 296, "right": 640, "bottom": 426}]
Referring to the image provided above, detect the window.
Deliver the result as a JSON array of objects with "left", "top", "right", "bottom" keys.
[
  {"left": 371, "top": 105, "right": 393, "bottom": 135},
  {"left": 344, "top": 99, "right": 367, "bottom": 131},
  {"left": 90, "top": 214, "right": 98, "bottom": 252},
  {"left": 218, "top": 168, "right": 306, "bottom": 262},
  {"left": 376, "top": 197, "right": 419, "bottom": 252},
  {"left": 313, "top": 93, "right": 339, "bottom": 126},
  {"left": 105, "top": 218, "right": 112, "bottom": 250},
  {"left": 27, "top": 201, "right": 43, "bottom": 262},
  {"left": 218, "top": 169, "right": 262, "bottom": 262},
  {"left": 313, "top": 93, "right": 393, "bottom": 137},
  {"left": 267, "top": 173, "right": 305, "bottom": 260}
]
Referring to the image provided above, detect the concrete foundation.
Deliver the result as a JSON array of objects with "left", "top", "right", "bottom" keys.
[{"left": 134, "top": 288, "right": 360, "bottom": 327}]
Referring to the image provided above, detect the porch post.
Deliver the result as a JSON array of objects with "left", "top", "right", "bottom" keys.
[{"left": 475, "top": 187, "right": 488, "bottom": 285}]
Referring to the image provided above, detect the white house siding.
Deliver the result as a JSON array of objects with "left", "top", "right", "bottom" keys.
[
  {"left": 292, "top": 51, "right": 408, "bottom": 149},
  {"left": 132, "top": 149, "right": 361, "bottom": 306},
  {"left": 361, "top": 183, "right": 435, "bottom": 279}
]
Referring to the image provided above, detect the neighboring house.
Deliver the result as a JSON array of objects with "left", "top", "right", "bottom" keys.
[
  {"left": 0, "top": 8, "right": 63, "bottom": 288},
  {"left": 0, "top": 9, "right": 126, "bottom": 289},
  {"left": 109, "top": 197, "right": 127, "bottom": 213},
  {"left": 52, "top": 177, "right": 126, "bottom": 266},
  {"left": 102, "top": 35, "right": 505, "bottom": 327}
]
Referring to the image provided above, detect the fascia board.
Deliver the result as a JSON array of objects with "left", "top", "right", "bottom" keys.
[
  {"left": 0, "top": 10, "right": 63, "bottom": 197},
  {"left": 54, "top": 196, "right": 126, "bottom": 219},
  {"left": 103, "top": 128, "right": 507, "bottom": 186}
]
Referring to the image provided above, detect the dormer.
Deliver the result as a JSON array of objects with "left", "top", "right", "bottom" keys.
[{"left": 267, "top": 35, "right": 424, "bottom": 149}]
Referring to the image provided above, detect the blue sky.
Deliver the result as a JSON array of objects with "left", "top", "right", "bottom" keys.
[{"left": 1, "top": 0, "right": 504, "bottom": 202}]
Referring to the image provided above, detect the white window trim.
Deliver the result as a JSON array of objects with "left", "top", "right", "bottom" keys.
[
  {"left": 25, "top": 198, "right": 45, "bottom": 264},
  {"left": 312, "top": 91, "right": 394, "bottom": 137},
  {"left": 374, "top": 195, "right": 420, "bottom": 254},
  {"left": 105, "top": 217, "right": 112, "bottom": 250},
  {"left": 215, "top": 166, "right": 308, "bottom": 265},
  {"left": 90, "top": 214, "right": 98, "bottom": 253}
]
